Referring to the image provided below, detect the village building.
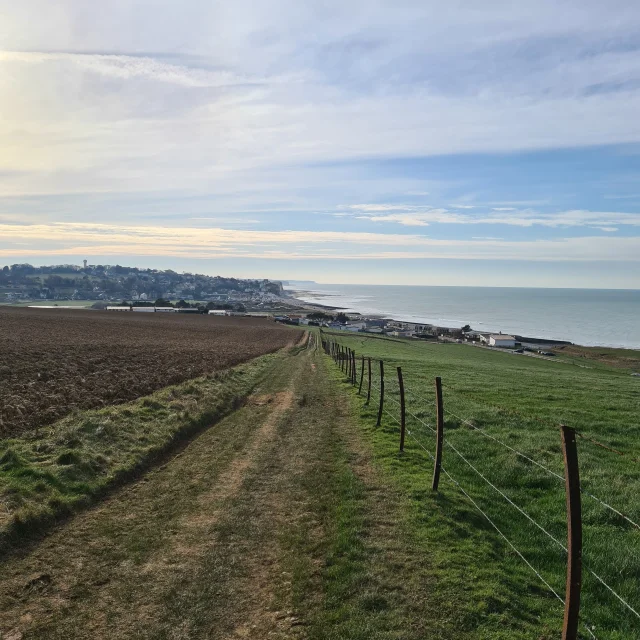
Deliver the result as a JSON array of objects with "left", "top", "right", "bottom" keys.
[{"left": 488, "top": 334, "right": 516, "bottom": 348}]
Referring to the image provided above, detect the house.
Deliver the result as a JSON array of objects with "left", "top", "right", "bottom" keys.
[
  {"left": 488, "top": 335, "right": 516, "bottom": 348},
  {"left": 390, "top": 330, "right": 414, "bottom": 338},
  {"left": 208, "top": 310, "right": 230, "bottom": 316}
]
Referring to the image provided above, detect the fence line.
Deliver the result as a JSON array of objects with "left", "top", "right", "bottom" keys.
[
  {"left": 444, "top": 408, "right": 640, "bottom": 532},
  {"left": 320, "top": 333, "right": 638, "bottom": 639},
  {"left": 406, "top": 426, "right": 599, "bottom": 640}
]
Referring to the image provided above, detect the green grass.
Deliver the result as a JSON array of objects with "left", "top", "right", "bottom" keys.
[
  {"left": 0, "top": 351, "right": 283, "bottom": 554},
  {"left": 319, "top": 331, "right": 640, "bottom": 639}
]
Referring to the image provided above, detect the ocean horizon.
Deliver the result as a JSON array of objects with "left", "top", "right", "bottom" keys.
[{"left": 285, "top": 283, "right": 640, "bottom": 350}]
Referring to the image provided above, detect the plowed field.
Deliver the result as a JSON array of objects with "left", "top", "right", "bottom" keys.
[{"left": 0, "top": 308, "right": 298, "bottom": 437}]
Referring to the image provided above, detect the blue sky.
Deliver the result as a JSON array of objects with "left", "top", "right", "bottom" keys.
[{"left": 1, "top": 1, "right": 639, "bottom": 287}]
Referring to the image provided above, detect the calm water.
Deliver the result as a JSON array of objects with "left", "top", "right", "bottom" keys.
[{"left": 285, "top": 284, "right": 640, "bottom": 349}]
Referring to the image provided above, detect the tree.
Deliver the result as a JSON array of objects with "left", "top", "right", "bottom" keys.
[
  {"left": 461, "top": 324, "right": 471, "bottom": 332},
  {"left": 176, "top": 299, "right": 190, "bottom": 308},
  {"left": 308, "top": 311, "right": 332, "bottom": 321},
  {"left": 235, "top": 303, "right": 246, "bottom": 313},
  {"left": 335, "top": 312, "right": 349, "bottom": 324},
  {"left": 155, "top": 298, "right": 173, "bottom": 307}
]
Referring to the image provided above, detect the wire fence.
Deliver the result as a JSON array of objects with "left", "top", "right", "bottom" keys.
[{"left": 320, "top": 332, "right": 640, "bottom": 640}]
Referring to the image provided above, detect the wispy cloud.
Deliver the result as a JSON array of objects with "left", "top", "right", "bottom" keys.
[
  {"left": 1, "top": 222, "right": 638, "bottom": 262},
  {"left": 342, "top": 205, "right": 640, "bottom": 229},
  {"left": 0, "top": 51, "right": 284, "bottom": 88}
]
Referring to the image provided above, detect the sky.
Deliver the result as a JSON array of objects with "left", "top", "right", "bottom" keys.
[{"left": 1, "top": 1, "right": 640, "bottom": 288}]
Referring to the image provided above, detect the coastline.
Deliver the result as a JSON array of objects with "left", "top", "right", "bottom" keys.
[{"left": 284, "top": 287, "right": 639, "bottom": 352}]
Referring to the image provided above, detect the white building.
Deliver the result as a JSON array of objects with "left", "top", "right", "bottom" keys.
[{"left": 488, "top": 335, "right": 516, "bottom": 348}]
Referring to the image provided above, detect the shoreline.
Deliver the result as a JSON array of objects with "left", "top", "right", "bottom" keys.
[{"left": 284, "top": 289, "right": 639, "bottom": 352}]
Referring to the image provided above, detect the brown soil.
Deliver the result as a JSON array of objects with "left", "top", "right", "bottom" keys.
[{"left": 0, "top": 307, "right": 297, "bottom": 437}]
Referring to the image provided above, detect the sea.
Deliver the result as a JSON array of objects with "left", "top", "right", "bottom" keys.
[{"left": 284, "top": 283, "right": 640, "bottom": 350}]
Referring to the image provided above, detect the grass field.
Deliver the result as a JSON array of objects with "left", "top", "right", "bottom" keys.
[{"left": 320, "top": 330, "right": 640, "bottom": 639}]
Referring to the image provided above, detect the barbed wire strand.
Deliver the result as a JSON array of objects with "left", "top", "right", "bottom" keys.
[
  {"left": 439, "top": 467, "right": 565, "bottom": 602},
  {"left": 407, "top": 430, "right": 598, "bottom": 640},
  {"left": 444, "top": 408, "right": 565, "bottom": 481},
  {"left": 406, "top": 409, "right": 436, "bottom": 433},
  {"left": 443, "top": 436, "right": 568, "bottom": 552},
  {"left": 443, "top": 438, "right": 640, "bottom": 622},
  {"left": 404, "top": 385, "right": 437, "bottom": 409},
  {"left": 444, "top": 409, "right": 640, "bottom": 532},
  {"left": 575, "top": 430, "right": 640, "bottom": 465}
]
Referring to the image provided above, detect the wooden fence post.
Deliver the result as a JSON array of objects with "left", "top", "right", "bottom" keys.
[
  {"left": 561, "top": 425, "right": 582, "bottom": 640},
  {"left": 341, "top": 346, "right": 345, "bottom": 372},
  {"left": 358, "top": 356, "right": 365, "bottom": 394},
  {"left": 376, "top": 360, "right": 385, "bottom": 427},
  {"left": 366, "top": 357, "right": 372, "bottom": 405},
  {"left": 432, "top": 377, "right": 444, "bottom": 491},
  {"left": 352, "top": 351, "right": 357, "bottom": 385},
  {"left": 398, "top": 367, "right": 406, "bottom": 452}
]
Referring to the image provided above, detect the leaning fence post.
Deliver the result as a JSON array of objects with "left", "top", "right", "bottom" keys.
[
  {"left": 358, "top": 356, "right": 365, "bottom": 394},
  {"left": 366, "top": 357, "right": 372, "bottom": 404},
  {"left": 398, "top": 367, "right": 406, "bottom": 452},
  {"left": 432, "top": 376, "right": 444, "bottom": 491},
  {"left": 352, "top": 351, "right": 357, "bottom": 385},
  {"left": 341, "top": 346, "right": 345, "bottom": 372},
  {"left": 347, "top": 348, "right": 352, "bottom": 380},
  {"left": 376, "top": 360, "right": 385, "bottom": 427},
  {"left": 561, "top": 425, "right": 582, "bottom": 640}
]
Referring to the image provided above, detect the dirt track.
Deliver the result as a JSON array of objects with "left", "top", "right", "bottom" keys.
[{"left": 0, "top": 308, "right": 297, "bottom": 437}]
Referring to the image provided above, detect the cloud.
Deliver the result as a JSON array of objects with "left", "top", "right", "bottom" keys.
[
  {"left": 0, "top": 51, "right": 284, "bottom": 88},
  {"left": 1, "top": 222, "right": 638, "bottom": 262},
  {"left": 342, "top": 204, "right": 640, "bottom": 229}
]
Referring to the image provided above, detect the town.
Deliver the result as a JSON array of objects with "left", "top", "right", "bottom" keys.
[{"left": 0, "top": 262, "right": 291, "bottom": 312}]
